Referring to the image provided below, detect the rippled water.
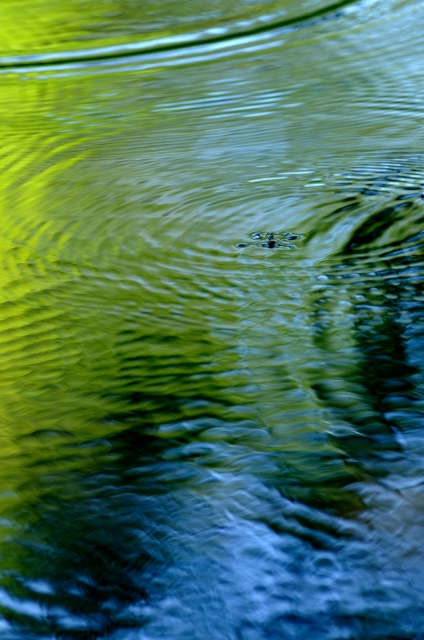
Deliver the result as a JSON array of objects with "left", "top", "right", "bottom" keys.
[
  {"left": 1, "top": 0, "right": 424, "bottom": 638},
  {"left": 0, "top": 0, "right": 353, "bottom": 63}
]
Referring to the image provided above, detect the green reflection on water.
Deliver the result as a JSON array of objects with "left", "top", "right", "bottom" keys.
[
  {"left": 0, "top": 0, "right": 421, "bottom": 519},
  {"left": 0, "top": 0, "right": 350, "bottom": 62},
  {"left": 0, "top": 0, "right": 423, "bottom": 634}
]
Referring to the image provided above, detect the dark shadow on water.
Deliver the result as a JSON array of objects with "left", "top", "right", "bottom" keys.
[{"left": 311, "top": 174, "right": 424, "bottom": 489}]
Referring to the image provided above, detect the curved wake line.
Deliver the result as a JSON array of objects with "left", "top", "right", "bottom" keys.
[{"left": 0, "top": 0, "right": 359, "bottom": 69}]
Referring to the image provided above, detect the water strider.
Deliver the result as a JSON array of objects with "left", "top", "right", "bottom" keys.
[
  {"left": 237, "top": 231, "right": 303, "bottom": 249},
  {"left": 0, "top": 0, "right": 423, "bottom": 638}
]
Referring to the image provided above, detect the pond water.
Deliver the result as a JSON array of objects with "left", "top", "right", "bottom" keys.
[{"left": 1, "top": 1, "right": 424, "bottom": 638}]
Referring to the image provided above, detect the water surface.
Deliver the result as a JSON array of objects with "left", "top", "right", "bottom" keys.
[
  {"left": 1, "top": 0, "right": 424, "bottom": 638},
  {"left": 0, "top": 0, "right": 353, "bottom": 63}
]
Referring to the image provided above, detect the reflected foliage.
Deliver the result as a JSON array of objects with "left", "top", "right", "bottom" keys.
[{"left": 0, "top": 2, "right": 424, "bottom": 638}]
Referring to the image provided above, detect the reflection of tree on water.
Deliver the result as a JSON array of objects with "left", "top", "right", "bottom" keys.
[
  {"left": 0, "top": 398, "right": 220, "bottom": 637},
  {"left": 312, "top": 181, "right": 424, "bottom": 499},
  {"left": 0, "top": 434, "right": 157, "bottom": 638},
  {"left": 4, "top": 169, "right": 424, "bottom": 639},
  {"left": 0, "top": 336, "right": 258, "bottom": 639}
]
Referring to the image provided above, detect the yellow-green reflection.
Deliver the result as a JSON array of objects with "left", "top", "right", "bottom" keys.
[
  {"left": 0, "top": 0, "right": 352, "bottom": 62},
  {"left": 0, "top": 0, "right": 423, "bottom": 636}
]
